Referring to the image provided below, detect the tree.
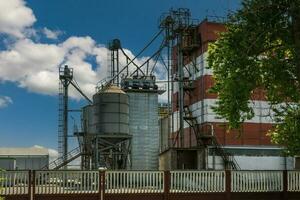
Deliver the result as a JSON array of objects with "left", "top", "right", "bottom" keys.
[
  {"left": 0, "top": 169, "right": 4, "bottom": 200},
  {"left": 207, "top": 0, "right": 300, "bottom": 155}
]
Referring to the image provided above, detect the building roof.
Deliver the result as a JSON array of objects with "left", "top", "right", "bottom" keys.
[{"left": 0, "top": 146, "right": 49, "bottom": 156}]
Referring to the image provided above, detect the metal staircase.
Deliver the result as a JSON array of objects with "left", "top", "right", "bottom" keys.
[
  {"left": 210, "top": 137, "right": 240, "bottom": 170},
  {"left": 183, "top": 105, "right": 202, "bottom": 146},
  {"left": 42, "top": 147, "right": 82, "bottom": 170},
  {"left": 183, "top": 101, "right": 240, "bottom": 170}
]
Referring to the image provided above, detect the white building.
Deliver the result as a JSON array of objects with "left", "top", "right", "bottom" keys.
[{"left": 0, "top": 146, "right": 49, "bottom": 170}]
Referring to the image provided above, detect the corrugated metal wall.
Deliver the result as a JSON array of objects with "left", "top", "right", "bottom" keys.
[{"left": 128, "top": 92, "right": 159, "bottom": 170}]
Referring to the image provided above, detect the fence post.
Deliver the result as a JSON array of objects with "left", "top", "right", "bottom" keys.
[
  {"left": 282, "top": 170, "right": 288, "bottom": 200},
  {"left": 32, "top": 170, "right": 35, "bottom": 200},
  {"left": 28, "top": 170, "right": 31, "bottom": 200},
  {"left": 164, "top": 171, "right": 170, "bottom": 200},
  {"left": 225, "top": 170, "right": 231, "bottom": 200},
  {"left": 99, "top": 170, "right": 106, "bottom": 200}
]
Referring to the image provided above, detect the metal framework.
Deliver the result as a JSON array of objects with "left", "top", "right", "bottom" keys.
[
  {"left": 58, "top": 66, "right": 73, "bottom": 166},
  {"left": 107, "top": 39, "right": 121, "bottom": 86},
  {"left": 56, "top": 65, "right": 92, "bottom": 169},
  {"left": 159, "top": 8, "right": 239, "bottom": 169},
  {"left": 55, "top": 8, "right": 238, "bottom": 170}
]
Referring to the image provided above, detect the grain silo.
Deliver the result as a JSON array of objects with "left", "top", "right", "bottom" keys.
[
  {"left": 122, "top": 76, "right": 163, "bottom": 170},
  {"left": 81, "top": 85, "right": 131, "bottom": 169}
]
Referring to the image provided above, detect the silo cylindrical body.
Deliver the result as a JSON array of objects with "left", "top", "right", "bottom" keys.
[{"left": 92, "top": 85, "right": 129, "bottom": 135}]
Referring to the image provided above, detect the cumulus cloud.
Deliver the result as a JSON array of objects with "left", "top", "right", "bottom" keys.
[
  {"left": 0, "top": 96, "right": 13, "bottom": 108},
  {"left": 33, "top": 145, "right": 59, "bottom": 163},
  {"left": 0, "top": 0, "right": 168, "bottom": 102},
  {"left": 42, "top": 28, "right": 62, "bottom": 40},
  {"left": 48, "top": 148, "right": 59, "bottom": 162},
  {"left": 0, "top": 0, "right": 36, "bottom": 38}
]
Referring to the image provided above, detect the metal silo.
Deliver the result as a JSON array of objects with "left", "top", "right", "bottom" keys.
[
  {"left": 81, "top": 85, "right": 131, "bottom": 169},
  {"left": 92, "top": 85, "right": 129, "bottom": 135},
  {"left": 122, "top": 76, "right": 163, "bottom": 170}
]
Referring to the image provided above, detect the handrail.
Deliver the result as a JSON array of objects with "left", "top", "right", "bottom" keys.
[{"left": 41, "top": 146, "right": 82, "bottom": 170}]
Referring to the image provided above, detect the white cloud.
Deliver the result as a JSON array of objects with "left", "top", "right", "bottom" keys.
[
  {"left": 0, "top": 96, "right": 13, "bottom": 108},
  {"left": 42, "top": 28, "right": 62, "bottom": 40},
  {"left": 48, "top": 148, "right": 59, "bottom": 162},
  {"left": 0, "top": 0, "right": 36, "bottom": 38},
  {"left": 33, "top": 145, "right": 59, "bottom": 162},
  {"left": 0, "top": 0, "right": 168, "bottom": 103}
]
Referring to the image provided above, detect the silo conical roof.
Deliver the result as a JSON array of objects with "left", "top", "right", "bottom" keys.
[{"left": 102, "top": 85, "right": 125, "bottom": 94}]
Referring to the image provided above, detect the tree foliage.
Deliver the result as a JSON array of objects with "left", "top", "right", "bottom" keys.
[
  {"left": 207, "top": 0, "right": 300, "bottom": 155},
  {"left": 0, "top": 169, "right": 4, "bottom": 200}
]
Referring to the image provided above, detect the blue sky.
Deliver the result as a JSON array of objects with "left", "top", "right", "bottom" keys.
[{"left": 0, "top": 0, "right": 240, "bottom": 153}]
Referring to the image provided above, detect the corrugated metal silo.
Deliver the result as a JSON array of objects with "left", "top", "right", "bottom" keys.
[
  {"left": 92, "top": 85, "right": 129, "bottom": 135},
  {"left": 121, "top": 76, "right": 162, "bottom": 170},
  {"left": 80, "top": 85, "right": 131, "bottom": 169},
  {"left": 128, "top": 92, "right": 159, "bottom": 170}
]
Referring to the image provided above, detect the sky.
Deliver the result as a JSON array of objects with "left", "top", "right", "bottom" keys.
[{"left": 0, "top": 0, "right": 241, "bottom": 157}]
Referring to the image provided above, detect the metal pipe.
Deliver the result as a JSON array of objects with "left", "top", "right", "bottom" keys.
[
  {"left": 178, "top": 35, "right": 184, "bottom": 148},
  {"left": 69, "top": 81, "right": 92, "bottom": 104}
]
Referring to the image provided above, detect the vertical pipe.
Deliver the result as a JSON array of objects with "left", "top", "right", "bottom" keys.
[
  {"left": 116, "top": 49, "right": 119, "bottom": 86},
  {"left": 112, "top": 50, "right": 114, "bottom": 83},
  {"left": 166, "top": 28, "right": 171, "bottom": 149},
  {"left": 178, "top": 35, "right": 184, "bottom": 148},
  {"left": 170, "top": 38, "right": 175, "bottom": 147}
]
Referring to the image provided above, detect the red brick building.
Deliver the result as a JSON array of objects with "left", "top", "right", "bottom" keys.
[{"left": 159, "top": 19, "right": 293, "bottom": 170}]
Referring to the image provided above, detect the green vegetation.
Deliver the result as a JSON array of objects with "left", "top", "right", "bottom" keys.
[
  {"left": 207, "top": 0, "right": 300, "bottom": 155},
  {"left": 0, "top": 169, "right": 4, "bottom": 200}
]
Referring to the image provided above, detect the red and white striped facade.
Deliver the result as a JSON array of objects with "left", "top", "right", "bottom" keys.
[{"left": 170, "top": 20, "right": 275, "bottom": 148}]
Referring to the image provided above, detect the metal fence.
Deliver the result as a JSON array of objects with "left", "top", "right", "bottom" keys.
[
  {"left": 2, "top": 170, "right": 300, "bottom": 197},
  {"left": 105, "top": 171, "right": 164, "bottom": 193},
  {"left": 231, "top": 171, "right": 283, "bottom": 192},
  {"left": 0, "top": 170, "right": 29, "bottom": 195},
  {"left": 288, "top": 171, "right": 300, "bottom": 192},
  {"left": 170, "top": 171, "right": 225, "bottom": 193},
  {"left": 35, "top": 170, "right": 99, "bottom": 194}
]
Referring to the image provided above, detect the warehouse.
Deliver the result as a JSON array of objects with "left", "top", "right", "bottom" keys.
[{"left": 0, "top": 146, "right": 49, "bottom": 170}]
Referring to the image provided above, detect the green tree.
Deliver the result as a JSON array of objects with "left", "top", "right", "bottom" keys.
[
  {"left": 207, "top": 0, "right": 300, "bottom": 155},
  {"left": 0, "top": 169, "right": 4, "bottom": 200}
]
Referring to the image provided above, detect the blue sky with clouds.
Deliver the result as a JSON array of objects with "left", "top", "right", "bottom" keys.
[{"left": 0, "top": 0, "right": 240, "bottom": 153}]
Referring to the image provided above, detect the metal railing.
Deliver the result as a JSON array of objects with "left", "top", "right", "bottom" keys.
[
  {"left": 170, "top": 171, "right": 225, "bottom": 193},
  {"left": 231, "top": 171, "right": 283, "bottom": 192},
  {"left": 0, "top": 171, "right": 29, "bottom": 195},
  {"left": 35, "top": 170, "right": 99, "bottom": 194},
  {"left": 43, "top": 146, "right": 82, "bottom": 170},
  {"left": 105, "top": 171, "right": 164, "bottom": 193},
  {"left": 288, "top": 171, "right": 300, "bottom": 191},
  {"left": 1, "top": 170, "right": 300, "bottom": 196}
]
